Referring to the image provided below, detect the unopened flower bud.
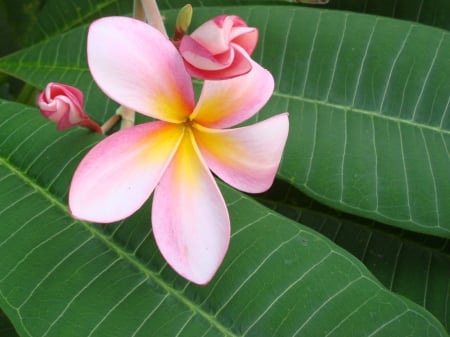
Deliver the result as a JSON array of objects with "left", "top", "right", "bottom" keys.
[
  {"left": 37, "top": 82, "right": 102, "bottom": 133},
  {"left": 179, "top": 15, "right": 258, "bottom": 80},
  {"left": 174, "top": 4, "right": 193, "bottom": 43}
]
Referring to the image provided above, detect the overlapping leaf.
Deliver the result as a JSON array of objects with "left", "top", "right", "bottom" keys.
[
  {"left": 249, "top": 7, "right": 450, "bottom": 237},
  {"left": 259, "top": 180, "right": 450, "bottom": 330},
  {"left": 322, "top": 0, "right": 450, "bottom": 30},
  {"left": 0, "top": 4, "right": 449, "bottom": 337},
  {"left": 1, "top": 7, "right": 448, "bottom": 237},
  {"left": 16, "top": 0, "right": 449, "bottom": 47},
  {"left": 0, "top": 99, "right": 447, "bottom": 336}
]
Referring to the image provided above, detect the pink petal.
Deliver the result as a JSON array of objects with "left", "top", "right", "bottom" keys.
[
  {"left": 152, "top": 130, "right": 230, "bottom": 285},
  {"left": 179, "top": 15, "right": 257, "bottom": 80},
  {"left": 217, "top": 15, "right": 247, "bottom": 29},
  {"left": 179, "top": 35, "right": 234, "bottom": 71},
  {"left": 230, "top": 26, "right": 258, "bottom": 55},
  {"left": 180, "top": 39, "right": 253, "bottom": 80},
  {"left": 214, "top": 15, "right": 258, "bottom": 55},
  {"left": 193, "top": 113, "right": 289, "bottom": 193},
  {"left": 88, "top": 17, "right": 194, "bottom": 123},
  {"left": 189, "top": 16, "right": 231, "bottom": 54},
  {"left": 191, "top": 60, "right": 274, "bottom": 128},
  {"left": 69, "top": 121, "right": 184, "bottom": 223}
]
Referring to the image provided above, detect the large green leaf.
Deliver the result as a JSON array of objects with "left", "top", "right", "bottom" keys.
[
  {"left": 258, "top": 180, "right": 450, "bottom": 330},
  {"left": 245, "top": 7, "right": 450, "bottom": 237},
  {"left": 1, "top": 6, "right": 448, "bottom": 238},
  {"left": 0, "top": 99, "right": 447, "bottom": 336},
  {"left": 319, "top": 0, "right": 450, "bottom": 30},
  {"left": 17, "top": 0, "right": 132, "bottom": 46},
  {"left": 0, "top": 4, "right": 449, "bottom": 336},
  {"left": 17, "top": 0, "right": 450, "bottom": 47}
]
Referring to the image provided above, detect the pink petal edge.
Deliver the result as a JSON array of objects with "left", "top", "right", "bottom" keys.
[
  {"left": 189, "top": 17, "right": 230, "bottom": 54},
  {"left": 69, "top": 121, "right": 183, "bottom": 223},
  {"left": 179, "top": 35, "right": 234, "bottom": 71}
]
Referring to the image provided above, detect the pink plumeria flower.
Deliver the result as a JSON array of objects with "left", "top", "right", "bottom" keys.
[
  {"left": 179, "top": 15, "right": 258, "bottom": 80},
  {"left": 37, "top": 82, "right": 102, "bottom": 132},
  {"left": 69, "top": 17, "right": 289, "bottom": 285}
]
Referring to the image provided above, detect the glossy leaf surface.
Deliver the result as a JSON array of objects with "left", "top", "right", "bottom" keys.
[
  {"left": 259, "top": 180, "right": 450, "bottom": 330},
  {"left": 2, "top": 7, "right": 448, "bottom": 237},
  {"left": 0, "top": 3, "right": 448, "bottom": 337},
  {"left": 0, "top": 100, "right": 446, "bottom": 336}
]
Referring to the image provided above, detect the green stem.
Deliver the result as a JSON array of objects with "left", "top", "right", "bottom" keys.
[{"left": 16, "top": 83, "right": 37, "bottom": 106}]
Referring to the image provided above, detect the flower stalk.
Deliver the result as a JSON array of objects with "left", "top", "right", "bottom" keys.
[
  {"left": 117, "top": 106, "right": 135, "bottom": 129},
  {"left": 100, "top": 113, "right": 121, "bottom": 134}
]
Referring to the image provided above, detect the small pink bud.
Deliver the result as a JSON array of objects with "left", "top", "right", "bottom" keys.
[
  {"left": 37, "top": 82, "right": 102, "bottom": 132},
  {"left": 179, "top": 15, "right": 258, "bottom": 80}
]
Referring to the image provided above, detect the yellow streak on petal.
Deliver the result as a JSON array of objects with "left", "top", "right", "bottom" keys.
[
  {"left": 153, "top": 87, "right": 193, "bottom": 123},
  {"left": 136, "top": 122, "right": 185, "bottom": 165},
  {"left": 190, "top": 89, "right": 239, "bottom": 125},
  {"left": 191, "top": 123, "right": 243, "bottom": 167},
  {"left": 170, "top": 127, "right": 206, "bottom": 191}
]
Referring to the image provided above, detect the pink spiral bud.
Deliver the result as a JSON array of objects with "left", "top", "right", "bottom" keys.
[
  {"left": 37, "top": 82, "right": 101, "bottom": 132},
  {"left": 179, "top": 15, "right": 258, "bottom": 80}
]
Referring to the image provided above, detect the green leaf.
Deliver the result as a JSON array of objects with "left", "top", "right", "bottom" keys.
[
  {"left": 315, "top": 0, "right": 450, "bottom": 30},
  {"left": 0, "top": 99, "right": 447, "bottom": 336},
  {"left": 0, "top": 5, "right": 449, "bottom": 335},
  {"left": 18, "top": 0, "right": 295, "bottom": 45},
  {"left": 18, "top": 0, "right": 450, "bottom": 47},
  {"left": 19, "top": 0, "right": 133, "bottom": 45},
  {"left": 244, "top": 7, "right": 450, "bottom": 237},
  {"left": 1, "top": 7, "right": 448, "bottom": 238},
  {"left": 0, "top": 7, "right": 450, "bottom": 237},
  {"left": 258, "top": 180, "right": 450, "bottom": 330}
]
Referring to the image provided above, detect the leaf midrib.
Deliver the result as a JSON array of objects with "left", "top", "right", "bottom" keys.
[
  {"left": 0, "top": 61, "right": 88, "bottom": 75},
  {"left": 191, "top": 78, "right": 450, "bottom": 135},
  {"left": 0, "top": 154, "right": 240, "bottom": 337},
  {"left": 274, "top": 91, "right": 450, "bottom": 135}
]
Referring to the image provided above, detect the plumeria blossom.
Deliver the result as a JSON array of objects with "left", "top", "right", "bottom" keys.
[
  {"left": 69, "top": 17, "right": 289, "bottom": 285},
  {"left": 179, "top": 15, "right": 258, "bottom": 80},
  {"left": 37, "top": 82, "right": 102, "bottom": 132}
]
